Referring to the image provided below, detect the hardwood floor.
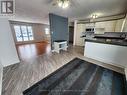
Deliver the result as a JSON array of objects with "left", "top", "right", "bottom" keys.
[
  {"left": 16, "top": 42, "right": 51, "bottom": 61},
  {"left": 2, "top": 43, "right": 124, "bottom": 95}
]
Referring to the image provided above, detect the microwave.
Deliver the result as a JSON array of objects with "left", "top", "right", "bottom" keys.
[{"left": 86, "top": 28, "right": 95, "bottom": 32}]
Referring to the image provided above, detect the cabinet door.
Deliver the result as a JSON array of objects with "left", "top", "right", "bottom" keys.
[{"left": 95, "top": 21, "right": 116, "bottom": 34}]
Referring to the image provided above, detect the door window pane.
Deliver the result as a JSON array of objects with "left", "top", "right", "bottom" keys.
[
  {"left": 14, "top": 25, "right": 23, "bottom": 41},
  {"left": 21, "top": 26, "right": 29, "bottom": 41},
  {"left": 14, "top": 25, "right": 34, "bottom": 42},
  {"left": 45, "top": 28, "right": 50, "bottom": 34},
  {"left": 27, "top": 26, "right": 34, "bottom": 40}
]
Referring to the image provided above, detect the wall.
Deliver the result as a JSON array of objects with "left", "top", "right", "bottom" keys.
[
  {"left": 125, "top": 68, "right": 127, "bottom": 80},
  {"left": 123, "top": 15, "right": 127, "bottom": 32},
  {"left": 49, "top": 13, "right": 69, "bottom": 49},
  {"left": 10, "top": 21, "right": 50, "bottom": 44},
  {"left": 32, "top": 23, "right": 50, "bottom": 43},
  {"left": 75, "top": 24, "right": 85, "bottom": 46},
  {"left": 0, "top": 18, "right": 19, "bottom": 67},
  {"left": 0, "top": 61, "right": 3, "bottom": 95},
  {"left": 115, "top": 19, "right": 124, "bottom": 32},
  {"left": 73, "top": 20, "right": 77, "bottom": 45}
]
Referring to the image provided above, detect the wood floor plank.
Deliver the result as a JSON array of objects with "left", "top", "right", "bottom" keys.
[{"left": 2, "top": 43, "right": 124, "bottom": 95}]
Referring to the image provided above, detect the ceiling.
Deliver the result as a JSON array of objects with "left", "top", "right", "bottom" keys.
[{"left": 9, "top": 0, "right": 127, "bottom": 24}]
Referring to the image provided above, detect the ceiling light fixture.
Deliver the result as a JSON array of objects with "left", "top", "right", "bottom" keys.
[
  {"left": 92, "top": 14, "right": 98, "bottom": 19},
  {"left": 57, "top": 0, "right": 70, "bottom": 9}
]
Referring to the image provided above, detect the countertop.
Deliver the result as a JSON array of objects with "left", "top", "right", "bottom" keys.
[
  {"left": 85, "top": 39, "right": 127, "bottom": 46},
  {"left": 94, "top": 35, "right": 125, "bottom": 39}
]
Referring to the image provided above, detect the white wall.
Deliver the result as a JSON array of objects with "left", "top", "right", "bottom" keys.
[
  {"left": 125, "top": 68, "right": 127, "bottom": 80},
  {"left": 0, "top": 61, "right": 3, "bottom": 95},
  {"left": 73, "top": 20, "right": 77, "bottom": 45},
  {"left": 0, "top": 18, "right": 20, "bottom": 67}
]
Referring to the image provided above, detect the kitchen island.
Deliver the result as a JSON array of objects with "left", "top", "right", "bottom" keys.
[{"left": 84, "top": 39, "right": 127, "bottom": 68}]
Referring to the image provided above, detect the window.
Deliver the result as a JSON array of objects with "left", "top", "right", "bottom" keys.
[
  {"left": 14, "top": 25, "right": 34, "bottom": 42},
  {"left": 45, "top": 28, "right": 50, "bottom": 35},
  {"left": 14, "top": 25, "right": 22, "bottom": 41}
]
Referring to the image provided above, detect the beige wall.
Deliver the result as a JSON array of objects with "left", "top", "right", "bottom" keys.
[
  {"left": 123, "top": 15, "right": 127, "bottom": 32},
  {"left": 75, "top": 24, "right": 85, "bottom": 46},
  {"left": 32, "top": 24, "right": 50, "bottom": 42},
  {"left": 115, "top": 19, "right": 124, "bottom": 32},
  {"left": 10, "top": 21, "right": 50, "bottom": 44}
]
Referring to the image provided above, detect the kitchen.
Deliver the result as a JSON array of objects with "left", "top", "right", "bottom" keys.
[
  {"left": 74, "top": 14, "right": 126, "bottom": 46},
  {"left": 74, "top": 13, "right": 127, "bottom": 78}
]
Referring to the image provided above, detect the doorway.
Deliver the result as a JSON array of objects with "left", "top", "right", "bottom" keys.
[{"left": 69, "top": 26, "right": 74, "bottom": 44}]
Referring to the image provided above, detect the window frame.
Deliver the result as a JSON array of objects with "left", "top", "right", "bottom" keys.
[
  {"left": 14, "top": 25, "right": 34, "bottom": 42},
  {"left": 45, "top": 28, "right": 50, "bottom": 35}
]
